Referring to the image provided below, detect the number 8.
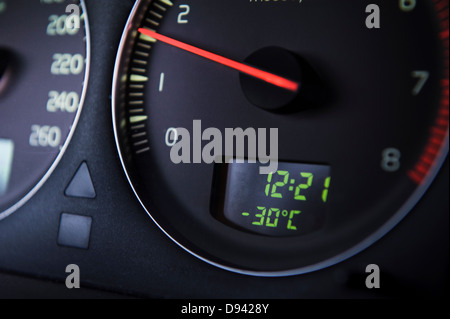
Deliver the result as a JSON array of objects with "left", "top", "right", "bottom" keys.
[{"left": 381, "top": 148, "right": 401, "bottom": 172}]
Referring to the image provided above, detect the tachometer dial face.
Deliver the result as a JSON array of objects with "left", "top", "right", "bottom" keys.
[
  {"left": 0, "top": 0, "right": 90, "bottom": 219},
  {"left": 113, "top": 0, "right": 449, "bottom": 275}
]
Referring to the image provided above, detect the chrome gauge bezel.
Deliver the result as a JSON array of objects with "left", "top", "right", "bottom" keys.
[
  {"left": 0, "top": 0, "right": 91, "bottom": 220},
  {"left": 112, "top": 0, "right": 449, "bottom": 276}
]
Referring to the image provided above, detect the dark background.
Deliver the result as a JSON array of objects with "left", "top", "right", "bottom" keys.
[{"left": 0, "top": 0, "right": 448, "bottom": 298}]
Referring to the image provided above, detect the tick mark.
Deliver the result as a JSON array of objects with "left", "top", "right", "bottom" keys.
[{"left": 159, "top": 72, "right": 165, "bottom": 92}]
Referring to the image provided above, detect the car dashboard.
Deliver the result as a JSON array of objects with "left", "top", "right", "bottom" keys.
[{"left": 0, "top": 0, "right": 448, "bottom": 300}]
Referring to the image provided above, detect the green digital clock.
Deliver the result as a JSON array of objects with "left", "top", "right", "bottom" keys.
[{"left": 213, "top": 161, "right": 331, "bottom": 237}]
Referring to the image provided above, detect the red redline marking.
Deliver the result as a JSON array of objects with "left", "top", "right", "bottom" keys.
[
  {"left": 443, "top": 88, "right": 450, "bottom": 96},
  {"left": 138, "top": 28, "right": 300, "bottom": 93},
  {"left": 415, "top": 163, "right": 430, "bottom": 174},
  {"left": 408, "top": 170, "right": 424, "bottom": 185},
  {"left": 430, "top": 136, "right": 444, "bottom": 145},
  {"left": 431, "top": 126, "right": 447, "bottom": 136},
  {"left": 425, "top": 145, "right": 440, "bottom": 156},
  {"left": 438, "top": 11, "right": 448, "bottom": 20},
  {"left": 437, "top": 118, "right": 449, "bottom": 127},
  {"left": 437, "top": 2, "right": 447, "bottom": 10},
  {"left": 439, "top": 108, "right": 449, "bottom": 116},
  {"left": 421, "top": 155, "right": 435, "bottom": 165}
]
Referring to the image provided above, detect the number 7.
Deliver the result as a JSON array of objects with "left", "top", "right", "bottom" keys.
[{"left": 411, "top": 71, "right": 429, "bottom": 96}]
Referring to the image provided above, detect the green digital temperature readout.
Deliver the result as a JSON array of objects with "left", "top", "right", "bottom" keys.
[{"left": 214, "top": 161, "right": 331, "bottom": 237}]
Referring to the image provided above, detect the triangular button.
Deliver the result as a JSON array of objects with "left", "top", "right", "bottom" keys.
[{"left": 65, "top": 162, "right": 96, "bottom": 199}]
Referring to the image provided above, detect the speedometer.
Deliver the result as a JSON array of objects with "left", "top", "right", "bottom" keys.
[
  {"left": 0, "top": 0, "right": 90, "bottom": 220},
  {"left": 113, "top": 0, "right": 449, "bottom": 275}
]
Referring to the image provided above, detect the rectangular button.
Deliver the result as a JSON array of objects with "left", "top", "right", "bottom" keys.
[{"left": 57, "top": 213, "right": 92, "bottom": 249}]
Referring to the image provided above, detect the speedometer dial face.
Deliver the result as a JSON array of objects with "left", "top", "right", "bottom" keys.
[
  {"left": 0, "top": 0, "right": 90, "bottom": 219},
  {"left": 113, "top": 0, "right": 449, "bottom": 275}
]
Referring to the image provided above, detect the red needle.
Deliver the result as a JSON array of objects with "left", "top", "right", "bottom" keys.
[{"left": 138, "top": 28, "right": 300, "bottom": 92}]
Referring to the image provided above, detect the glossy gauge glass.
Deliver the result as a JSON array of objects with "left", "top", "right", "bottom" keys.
[
  {"left": 113, "top": 0, "right": 449, "bottom": 275},
  {"left": 0, "top": 0, "right": 90, "bottom": 219}
]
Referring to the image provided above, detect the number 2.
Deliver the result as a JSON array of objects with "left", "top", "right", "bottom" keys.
[
  {"left": 177, "top": 5, "right": 190, "bottom": 24},
  {"left": 294, "top": 172, "right": 313, "bottom": 201}
]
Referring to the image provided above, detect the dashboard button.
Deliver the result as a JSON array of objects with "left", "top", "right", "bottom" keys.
[
  {"left": 64, "top": 162, "right": 96, "bottom": 199},
  {"left": 57, "top": 213, "right": 92, "bottom": 250}
]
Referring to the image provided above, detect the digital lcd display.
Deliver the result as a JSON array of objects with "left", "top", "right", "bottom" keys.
[{"left": 214, "top": 160, "right": 331, "bottom": 237}]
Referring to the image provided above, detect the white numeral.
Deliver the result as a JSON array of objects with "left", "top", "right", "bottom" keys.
[
  {"left": 165, "top": 128, "right": 179, "bottom": 146},
  {"left": 177, "top": 5, "right": 190, "bottom": 24},
  {"left": 51, "top": 53, "right": 84, "bottom": 75},
  {"left": 411, "top": 71, "right": 429, "bottom": 95},
  {"left": 381, "top": 148, "right": 401, "bottom": 172},
  {"left": 47, "top": 91, "right": 79, "bottom": 113},
  {"left": 29, "top": 125, "right": 62, "bottom": 148},
  {"left": 47, "top": 14, "right": 79, "bottom": 36}
]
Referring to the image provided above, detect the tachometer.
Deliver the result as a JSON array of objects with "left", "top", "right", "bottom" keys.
[
  {"left": 113, "top": 0, "right": 448, "bottom": 275},
  {"left": 0, "top": 0, "right": 90, "bottom": 219}
]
